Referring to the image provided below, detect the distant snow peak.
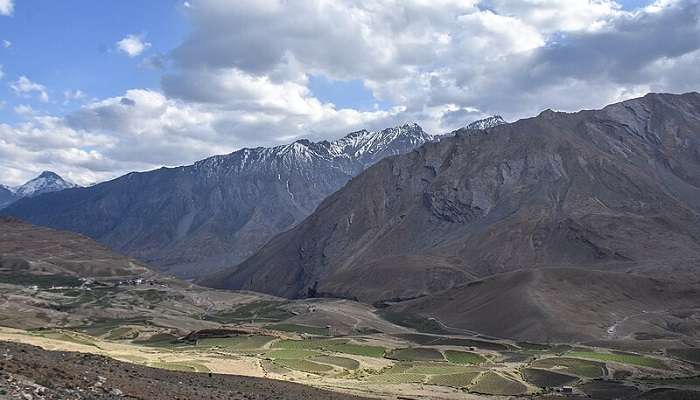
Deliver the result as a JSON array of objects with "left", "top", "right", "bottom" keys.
[
  {"left": 466, "top": 115, "right": 507, "bottom": 130},
  {"left": 14, "top": 171, "right": 78, "bottom": 198}
]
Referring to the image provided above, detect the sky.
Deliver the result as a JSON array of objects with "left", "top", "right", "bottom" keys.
[{"left": 0, "top": 0, "right": 699, "bottom": 186}]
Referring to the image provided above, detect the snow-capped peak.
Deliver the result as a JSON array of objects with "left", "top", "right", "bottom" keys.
[
  {"left": 14, "top": 171, "right": 79, "bottom": 198},
  {"left": 465, "top": 115, "right": 507, "bottom": 130}
]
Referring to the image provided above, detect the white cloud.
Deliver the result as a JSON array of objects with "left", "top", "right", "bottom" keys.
[
  {"left": 0, "top": 64, "right": 4, "bottom": 80},
  {"left": 2, "top": 0, "right": 700, "bottom": 186},
  {"left": 0, "top": 0, "right": 13, "bottom": 16},
  {"left": 2, "top": 40, "right": 10, "bottom": 48},
  {"left": 116, "top": 34, "right": 151, "bottom": 57},
  {"left": 63, "top": 89, "right": 85, "bottom": 102},
  {"left": 10, "top": 76, "right": 49, "bottom": 102},
  {"left": 13, "top": 104, "right": 34, "bottom": 116}
]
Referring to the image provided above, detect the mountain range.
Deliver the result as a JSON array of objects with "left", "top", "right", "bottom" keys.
[
  {"left": 200, "top": 92, "right": 700, "bottom": 313},
  {"left": 0, "top": 171, "right": 78, "bottom": 209},
  {"left": 2, "top": 123, "right": 447, "bottom": 278}
]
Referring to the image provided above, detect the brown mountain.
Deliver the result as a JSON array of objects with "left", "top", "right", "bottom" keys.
[
  {"left": 0, "top": 216, "right": 153, "bottom": 278},
  {"left": 387, "top": 268, "right": 700, "bottom": 342},
  {"left": 201, "top": 92, "right": 700, "bottom": 304}
]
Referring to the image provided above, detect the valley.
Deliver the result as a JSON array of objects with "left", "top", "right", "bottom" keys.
[{"left": 2, "top": 94, "right": 700, "bottom": 399}]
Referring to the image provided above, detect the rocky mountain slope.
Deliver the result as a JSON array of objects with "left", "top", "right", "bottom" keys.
[
  {"left": 0, "top": 216, "right": 153, "bottom": 279},
  {"left": 0, "top": 185, "right": 18, "bottom": 209},
  {"left": 0, "top": 172, "right": 77, "bottom": 209},
  {"left": 3, "top": 124, "right": 433, "bottom": 278},
  {"left": 202, "top": 92, "right": 700, "bottom": 304},
  {"left": 388, "top": 268, "right": 700, "bottom": 342}
]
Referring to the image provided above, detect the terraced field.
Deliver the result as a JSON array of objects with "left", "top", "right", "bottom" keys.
[
  {"left": 470, "top": 371, "right": 528, "bottom": 395},
  {"left": 567, "top": 351, "right": 667, "bottom": 369},
  {"left": 531, "top": 357, "right": 608, "bottom": 378},
  {"left": 522, "top": 367, "right": 579, "bottom": 388},
  {"left": 386, "top": 347, "right": 445, "bottom": 361}
]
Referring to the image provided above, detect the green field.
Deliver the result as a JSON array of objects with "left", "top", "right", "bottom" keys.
[
  {"left": 196, "top": 335, "right": 275, "bottom": 350},
  {"left": 379, "top": 311, "right": 448, "bottom": 334},
  {"left": 396, "top": 333, "right": 510, "bottom": 351},
  {"left": 470, "top": 372, "right": 527, "bottom": 395},
  {"left": 444, "top": 350, "right": 486, "bottom": 365},
  {"left": 531, "top": 357, "right": 607, "bottom": 378},
  {"left": 568, "top": 351, "right": 667, "bottom": 369},
  {"left": 273, "top": 358, "right": 334, "bottom": 374},
  {"left": 387, "top": 347, "right": 445, "bottom": 362},
  {"left": 206, "top": 301, "right": 294, "bottom": 323},
  {"left": 0, "top": 273, "right": 83, "bottom": 288},
  {"left": 325, "top": 343, "right": 385, "bottom": 358},
  {"left": 263, "top": 349, "right": 321, "bottom": 359},
  {"left": 309, "top": 355, "right": 360, "bottom": 370},
  {"left": 150, "top": 361, "right": 210, "bottom": 373},
  {"left": 265, "top": 323, "right": 330, "bottom": 336},
  {"left": 427, "top": 371, "right": 482, "bottom": 388},
  {"left": 273, "top": 339, "right": 384, "bottom": 358}
]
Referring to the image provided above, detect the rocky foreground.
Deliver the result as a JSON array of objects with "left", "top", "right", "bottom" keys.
[{"left": 0, "top": 341, "right": 369, "bottom": 400}]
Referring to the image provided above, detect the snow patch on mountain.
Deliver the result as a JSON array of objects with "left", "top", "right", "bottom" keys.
[{"left": 14, "top": 171, "right": 79, "bottom": 198}]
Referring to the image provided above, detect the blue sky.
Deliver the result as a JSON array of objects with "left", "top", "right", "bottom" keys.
[
  {"left": 0, "top": 1, "right": 188, "bottom": 123},
  {"left": 1, "top": 0, "right": 697, "bottom": 186}
]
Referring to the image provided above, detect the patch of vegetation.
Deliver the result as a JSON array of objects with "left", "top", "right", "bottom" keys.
[
  {"left": 273, "top": 338, "right": 346, "bottom": 350},
  {"left": 272, "top": 338, "right": 384, "bottom": 357},
  {"left": 261, "top": 359, "right": 290, "bottom": 374},
  {"left": 106, "top": 327, "right": 139, "bottom": 340},
  {"left": 33, "top": 330, "right": 99, "bottom": 348},
  {"left": 568, "top": 351, "right": 667, "bottom": 369},
  {"left": 150, "top": 361, "right": 210, "bottom": 373},
  {"left": 130, "top": 289, "right": 180, "bottom": 303},
  {"left": 444, "top": 350, "right": 487, "bottom": 365},
  {"left": 134, "top": 333, "right": 180, "bottom": 347},
  {"left": 0, "top": 273, "right": 82, "bottom": 288},
  {"left": 196, "top": 335, "right": 275, "bottom": 350},
  {"left": 325, "top": 343, "right": 385, "bottom": 358},
  {"left": 263, "top": 349, "right": 321, "bottom": 359},
  {"left": 265, "top": 323, "right": 330, "bottom": 336},
  {"left": 531, "top": 357, "right": 607, "bottom": 378},
  {"left": 206, "top": 301, "right": 293, "bottom": 323},
  {"left": 309, "top": 355, "right": 360, "bottom": 370},
  {"left": 379, "top": 311, "right": 448, "bottom": 334},
  {"left": 470, "top": 372, "right": 528, "bottom": 396},
  {"left": 273, "top": 359, "right": 334, "bottom": 374},
  {"left": 522, "top": 368, "right": 579, "bottom": 388},
  {"left": 517, "top": 342, "right": 551, "bottom": 351},
  {"left": 395, "top": 333, "right": 510, "bottom": 351},
  {"left": 386, "top": 347, "right": 445, "bottom": 362},
  {"left": 427, "top": 371, "right": 482, "bottom": 388}
]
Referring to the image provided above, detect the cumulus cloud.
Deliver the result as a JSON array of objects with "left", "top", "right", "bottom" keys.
[
  {"left": 0, "top": 0, "right": 13, "bottom": 16},
  {"left": 10, "top": 76, "right": 49, "bottom": 102},
  {"left": 2, "top": 40, "right": 10, "bottom": 48},
  {"left": 116, "top": 34, "right": 151, "bottom": 57},
  {"left": 2, "top": 0, "right": 700, "bottom": 185}
]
